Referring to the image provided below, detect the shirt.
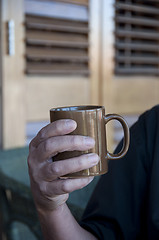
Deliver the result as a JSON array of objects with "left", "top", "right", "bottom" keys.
[{"left": 80, "top": 105, "right": 159, "bottom": 240}]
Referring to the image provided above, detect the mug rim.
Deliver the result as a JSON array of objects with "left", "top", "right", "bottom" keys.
[{"left": 50, "top": 105, "right": 104, "bottom": 112}]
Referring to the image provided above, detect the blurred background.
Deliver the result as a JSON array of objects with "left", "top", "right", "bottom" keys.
[
  {"left": 0, "top": 0, "right": 159, "bottom": 239},
  {"left": 1, "top": 0, "right": 159, "bottom": 151},
  {"left": 0, "top": 0, "right": 159, "bottom": 149}
]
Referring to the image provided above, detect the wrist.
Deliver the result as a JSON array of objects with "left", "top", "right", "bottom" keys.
[
  {"left": 35, "top": 194, "right": 69, "bottom": 215},
  {"left": 37, "top": 202, "right": 67, "bottom": 218}
]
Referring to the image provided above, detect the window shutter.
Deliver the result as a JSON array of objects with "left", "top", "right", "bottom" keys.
[
  {"left": 24, "top": 0, "right": 89, "bottom": 76},
  {"left": 35, "top": 0, "right": 89, "bottom": 6},
  {"left": 114, "top": 0, "right": 159, "bottom": 76}
]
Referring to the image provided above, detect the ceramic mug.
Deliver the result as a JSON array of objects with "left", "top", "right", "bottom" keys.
[{"left": 50, "top": 105, "right": 129, "bottom": 178}]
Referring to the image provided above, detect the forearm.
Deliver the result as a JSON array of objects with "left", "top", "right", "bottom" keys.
[{"left": 37, "top": 203, "right": 97, "bottom": 240}]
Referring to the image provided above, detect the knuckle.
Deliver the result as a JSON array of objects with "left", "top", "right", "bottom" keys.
[
  {"left": 29, "top": 170, "right": 39, "bottom": 189},
  {"left": 27, "top": 156, "right": 35, "bottom": 176},
  {"left": 77, "top": 156, "right": 85, "bottom": 169},
  {"left": 54, "top": 120, "right": 63, "bottom": 133},
  {"left": 38, "top": 128, "right": 45, "bottom": 141},
  {"left": 43, "top": 140, "right": 51, "bottom": 152},
  {"left": 52, "top": 184, "right": 59, "bottom": 196},
  {"left": 28, "top": 165, "right": 33, "bottom": 179},
  {"left": 39, "top": 182, "right": 47, "bottom": 195},
  {"left": 51, "top": 163, "right": 60, "bottom": 176},
  {"left": 39, "top": 184, "right": 44, "bottom": 194},
  {"left": 27, "top": 155, "right": 31, "bottom": 168},
  {"left": 70, "top": 136, "right": 79, "bottom": 147},
  {"left": 61, "top": 181, "right": 70, "bottom": 194},
  {"left": 27, "top": 161, "right": 34, "bottom": 179}
]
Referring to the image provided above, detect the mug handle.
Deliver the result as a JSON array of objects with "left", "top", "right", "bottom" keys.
[{"left": 104, "top": 114, "right": 130, "bottom": 160}]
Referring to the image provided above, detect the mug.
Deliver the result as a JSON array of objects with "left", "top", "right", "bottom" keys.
[{"left": 50, "top": 105, "right": 129, "bottom": 178}]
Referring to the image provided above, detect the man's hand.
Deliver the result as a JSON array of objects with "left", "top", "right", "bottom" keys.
[{"left": 27, "top": 119, "right": 99, "bottom": 213}]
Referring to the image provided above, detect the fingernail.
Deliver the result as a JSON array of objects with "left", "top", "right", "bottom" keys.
[
  {"left": 65, "top": 119, "right": 77, "bottom": 128},
  {"left": 88, "top": 176, "right": 94, "bottom": 183},
  {"left": 84, "top": 137, "right": 95, "bottom": 146},
  {"left": 87, "top": 153, "right": 100, "bottom": 165}
]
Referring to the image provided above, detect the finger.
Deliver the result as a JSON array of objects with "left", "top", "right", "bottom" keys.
[
  {"left": 30, "top": 119, "right": 77, "bottom": 149},
  {"left": 39, "top": 153, "right": 100, "bottom": 181},
  {"left": 40, "top": 177, "right": 94, "bottom": 197},
  {"left": 36, "top": 135, "right": 95, "bottom": 162}
]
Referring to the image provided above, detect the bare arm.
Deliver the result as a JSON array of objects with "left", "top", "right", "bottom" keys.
[
  {"left": 38, "top": 203, "right": 97, "bottom": 240},
  {"left": 28, "top": 119, "right": 99, "bottom": 240}
]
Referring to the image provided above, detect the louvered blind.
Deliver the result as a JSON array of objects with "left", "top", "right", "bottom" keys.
[
  {"left": 38, "top": 0, "right": 89, "bottom": 5},
  {"left": 24, "top": 0, "right": 89, "bottom": 76},
  {"left": 114, "top": 0, "right": 159, "bottom": 76}
]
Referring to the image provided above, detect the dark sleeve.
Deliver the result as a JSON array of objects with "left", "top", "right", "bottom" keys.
[{"left": 80, "top": 105, "right": 159, "bottom": 240}]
